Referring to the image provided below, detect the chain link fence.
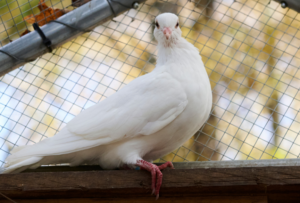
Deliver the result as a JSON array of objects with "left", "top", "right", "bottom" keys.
[{"left": 1, "top": 0, "right": 300, "bottom": 167}]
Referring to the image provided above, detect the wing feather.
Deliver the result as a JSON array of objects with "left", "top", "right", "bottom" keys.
[
  {"left": 6, "top": 69, "right": 188, "bottom": 160},
  {"left": 67, "top": 71, "right": 187, "bottom": 141}
]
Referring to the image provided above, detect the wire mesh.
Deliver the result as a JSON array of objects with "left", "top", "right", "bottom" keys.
[
  {"left": 0, "top": 0, "right": 72, "bottom": 46},
  {"left": 1, "top": 0, "right": 300, "bottom": 167}
]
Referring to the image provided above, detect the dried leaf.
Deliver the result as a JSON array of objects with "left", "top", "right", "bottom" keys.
[
  {"left": 21, "top": 29, "right": 31, "bottom": 37},
  {"left": 72, "top": 0, "right": 91, "bottom": 7},
  {"left": 38, "top": 0, "right": 49, "bottom": 11},
  {"left": 24, "top": 14, "right": 36, "bottom": 24},
  {"left": 24, "top": 0, "right": 66, "bottom": 26}
]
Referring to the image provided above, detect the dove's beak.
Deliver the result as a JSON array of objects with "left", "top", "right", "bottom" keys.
[{"left": 163, "top": 27, "right": 172, "bottom": 40}]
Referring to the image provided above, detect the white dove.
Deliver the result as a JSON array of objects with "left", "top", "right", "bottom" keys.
[{"left": 1, "top": 13, "right": 212, "bottom": 198}]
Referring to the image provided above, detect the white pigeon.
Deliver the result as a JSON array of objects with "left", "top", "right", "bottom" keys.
[{"left": 1, "top": 13, "right": 212, "bottom": 198}]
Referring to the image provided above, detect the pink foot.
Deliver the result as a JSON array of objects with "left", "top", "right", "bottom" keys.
[{"left": 136, "top": 160, "right": 174, "bottom": 199}]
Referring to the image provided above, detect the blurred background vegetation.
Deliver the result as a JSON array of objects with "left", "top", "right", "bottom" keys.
[{"left": 1, "top": 0, "right": 300, "bottom": 166}]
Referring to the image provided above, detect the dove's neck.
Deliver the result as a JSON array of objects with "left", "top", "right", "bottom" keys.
[
  {"left": 156, "top": 38, "right": 198, "bottom": 66},
  {"left": 155, "top": 37, "right": 209, "bottom": 87}
]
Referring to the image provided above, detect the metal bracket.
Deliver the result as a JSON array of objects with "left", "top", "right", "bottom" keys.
[
  {"left": 33, "top": 23, "right": 53, "bottom": 53},
  {"left": 273, "top": 0, "right": 300, "bottom": 13}
]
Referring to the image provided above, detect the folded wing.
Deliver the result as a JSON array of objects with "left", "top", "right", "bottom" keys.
[
  {"left": 67, "top": 71, "right": 188, "bottom": 140},
  {"left": 6, "top": 70, "right": 188, "bottom": 161}
]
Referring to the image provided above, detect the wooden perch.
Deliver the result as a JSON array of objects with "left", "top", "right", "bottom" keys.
[{"left": 1, "top": 159, "right": 300, "bottom": 202}]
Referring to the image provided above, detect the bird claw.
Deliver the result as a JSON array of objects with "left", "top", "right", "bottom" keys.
[
  {"left": 156, "top": 193, "right": 159, "bottom": 200},
  {"left": 158, "top": 161, "right": 174, "bottom": 170},
  {"left": 136, "top": 160, "right": 174, "bottom": 199}
]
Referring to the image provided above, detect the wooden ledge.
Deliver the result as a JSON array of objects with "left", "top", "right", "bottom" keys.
[{"left": 1, "top": 159, "right": 300, "bottom": 202}]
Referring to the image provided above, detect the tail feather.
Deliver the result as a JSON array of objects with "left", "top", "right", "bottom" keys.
[
  {"left": 0, "top": 167, "right": 5, "bottom": 174},
  {"left": 2, "top": 145, "right": 43, "bottom": 174},
  {"left": 1, "top": 128, "right": 108, "bottom": 174},
  {"left": 6, "top": 145, "right": 32, "bottom": 167},
  {"left": 5, "top": 128, "right": 110, "bottom": 162},
  {"left": 10, "top": 145, "right": 29, "bottom": 154},
  {"left": 1, "top": 157, "right": 42, "bottom": 174}
]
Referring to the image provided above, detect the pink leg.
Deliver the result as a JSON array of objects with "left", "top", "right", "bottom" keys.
[{"left": 136, "top": 160, "right": 174, "bottom": 199}]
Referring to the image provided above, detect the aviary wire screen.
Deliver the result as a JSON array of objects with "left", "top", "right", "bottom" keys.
[{"left": 1, "top": 0, "right": 300, "bottom": 167}]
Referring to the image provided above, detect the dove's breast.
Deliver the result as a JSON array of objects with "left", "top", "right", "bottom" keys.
[
  {"left": 141, "top": 62, "right": 212, "bottom": 161},
  {"left": 94, "top": 66, "right": 212, "bottom": 167}
]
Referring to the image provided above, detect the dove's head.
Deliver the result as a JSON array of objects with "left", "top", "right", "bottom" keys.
[{"left": 154, "top": 13, "right": 182, "bottom": 47}]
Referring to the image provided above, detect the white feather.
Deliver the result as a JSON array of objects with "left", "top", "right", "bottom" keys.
[
  {"left": 67, "top": 71, "right": 188, "bottom": 139},
  {"left": 1, "top": 13, "right": 212, "bottom": 174}
]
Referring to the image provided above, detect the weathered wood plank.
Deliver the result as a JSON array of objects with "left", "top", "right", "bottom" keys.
[
  {"left": 0, "top": 196, "right": 269, "bottom": 203},
  {"left": 1, "top": 160, "right": 300, "bottom": 201}
]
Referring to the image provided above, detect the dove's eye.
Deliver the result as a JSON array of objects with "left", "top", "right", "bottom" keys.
[
  {"left": 155, "top": 21, "right": 160, "bottom": 29},
  {"left": 175, "top": 22, "right": 179, "bottom": 28}
]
